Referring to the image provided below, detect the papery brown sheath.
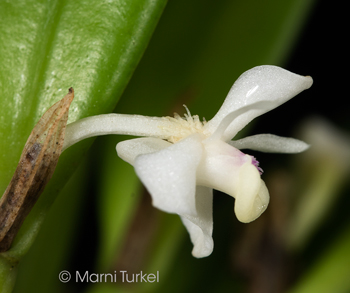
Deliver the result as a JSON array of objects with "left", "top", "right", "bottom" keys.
[{"left": 0, "top": 88, "right": 74, "bottom": 252}]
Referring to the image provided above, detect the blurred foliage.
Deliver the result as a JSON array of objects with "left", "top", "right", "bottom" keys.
[{"left": 4, "top": 0, "right": 350, "bottom": 293}]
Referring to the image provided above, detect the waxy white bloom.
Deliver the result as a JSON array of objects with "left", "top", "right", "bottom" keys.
[{"left": 63, "top": 65, "right": 313, "bottom": 258}]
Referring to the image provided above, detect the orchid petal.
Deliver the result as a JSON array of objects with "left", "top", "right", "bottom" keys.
[
  {"left": 230, "top": 134, "right": 309, "bottom": 153},
  {"left": 116, "top": 137, "right": 171, "bottom": 165},
  {"left": 204, "top": 65, "right": 313, "bottom": 141},
  {"left": 205, "top": 101, "right": 274, "bottom": 143},
  {"left": 134, "top": 133, "right": 204, "bottom": 216},
  {"left": 234, "top": 163, "right": 269, "bottom": 223},
  {"left": 181, "top": 186, "right": 214, "bottom": 258}
]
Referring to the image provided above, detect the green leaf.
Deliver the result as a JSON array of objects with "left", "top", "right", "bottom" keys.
[{"left": 0, "top": 0, "right": 167, "bottom": 290}]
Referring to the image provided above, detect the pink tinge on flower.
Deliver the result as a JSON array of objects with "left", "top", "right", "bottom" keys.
[{"left": 251, "top": 156, "right": 263, "bottom": 174}]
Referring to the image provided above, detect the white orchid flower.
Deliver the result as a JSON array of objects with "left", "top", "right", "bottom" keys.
[{"left": 63, "top": 65, "right": 313, "bottom": 258}]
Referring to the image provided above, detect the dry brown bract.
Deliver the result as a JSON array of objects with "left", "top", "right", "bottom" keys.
[{"left": 0, "top": 88, "right": 74, "bottom": 252}]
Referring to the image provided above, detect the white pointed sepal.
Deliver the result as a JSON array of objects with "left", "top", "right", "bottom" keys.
[{"left": 230, "top": 134, "right": 310, "bottom": 153}]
